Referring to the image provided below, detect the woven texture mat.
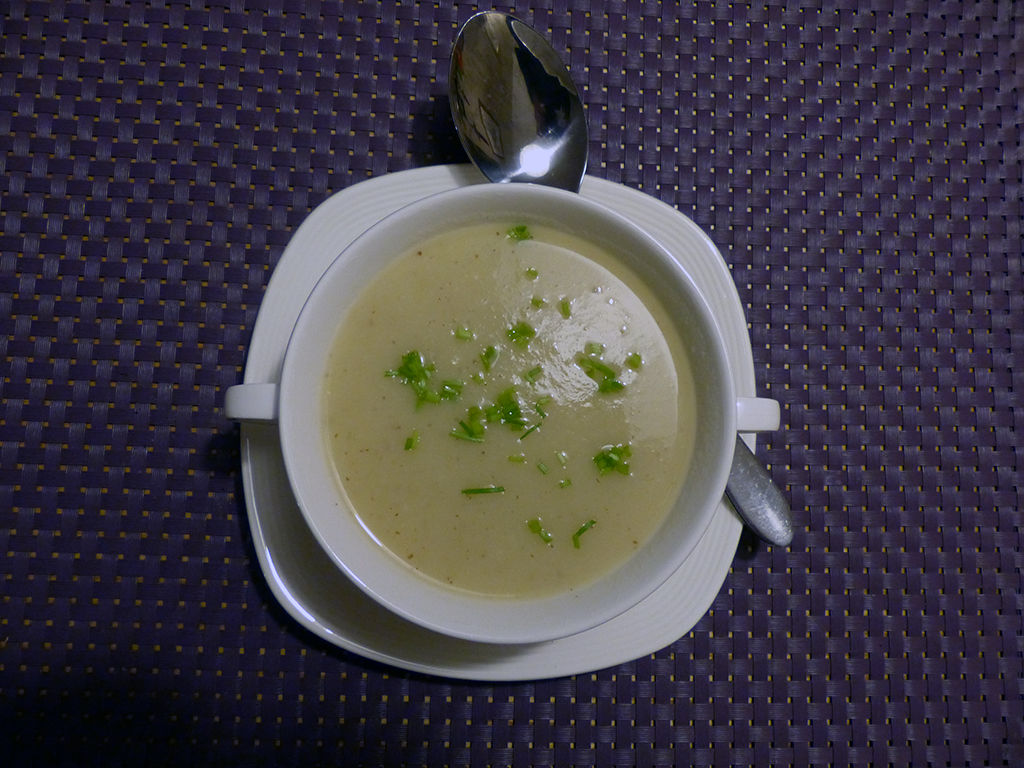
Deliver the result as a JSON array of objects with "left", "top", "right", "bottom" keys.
[{"left": 2, "top": 1, "right": 1022, "bottom": 765}]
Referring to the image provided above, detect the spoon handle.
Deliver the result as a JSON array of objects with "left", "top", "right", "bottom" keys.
[{"left": 725, "top": 436, "right": 793, "bottom": 546}]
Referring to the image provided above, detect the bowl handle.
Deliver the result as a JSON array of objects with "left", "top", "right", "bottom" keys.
[
  {"left": 224, "top": 383, "right": 279, "bottom": 423},
  {"left": 735, "top": 396, "right": 780, "bottom": 433}
]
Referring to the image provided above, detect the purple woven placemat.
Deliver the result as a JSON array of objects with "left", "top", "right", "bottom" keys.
[{"left": 1, "top": 1, "right": 1021, "bottom": 766}]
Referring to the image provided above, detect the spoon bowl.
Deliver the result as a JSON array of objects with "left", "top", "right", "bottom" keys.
[{"left": 449, "top": 11, "right": 588, "bottom": 191}]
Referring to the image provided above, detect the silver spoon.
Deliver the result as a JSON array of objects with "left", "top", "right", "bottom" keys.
[
  {"left": 449, "top": 11, "right": 587, "bottom": 191},
  {"left": 449, "top": 11, "right": 792, "bottom": 547}
]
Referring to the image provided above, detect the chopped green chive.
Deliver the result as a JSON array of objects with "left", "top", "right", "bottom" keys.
[
  {"left": 572, "top": 519, "right": 597, "bottom": 548},
  {"left": 525, "top": 267, "right": 539, "bottom": 280},
  {"left": 537, "top": 461, "right": 550, "bottom": 475},
  {"left": 480, "top": 345, "right": 499, "bottom": 372},
  {"left": 533, "top": 395, "right": 552, "bottom": 419},
  {"left": 493, "top": 387, "right": 528, "bottom": 428},
  {"left": 559, "top": 298, "right": 572, "bottom": 319},
  {"left": 385, "top": 350, "right": 433, "bottom": 403},
  {"left": 508, "top": 453, "right": 527, "bottom": 463},
  {"left": 404, "top": 430, "right": 420, "bottom": 451},
  {"left": 593, "top": 443, "right": 632, "bottom": 475},
  {"left": 462, "top": 485, "right": 505, "bottom": 495},
  {"left": 507, "top": 224, "right": 533, "bottom": 241},
  {"left": 585, "top": 342, "right": 605, "bottom": 356},
  {"left": 450, "top": 428, "right": 484, "bottom": 443},
  {"left": 527, "top": 517, "right": 553, "bottom": 543},
  {"left": 386, "top": 350, "right": 463, "bottom": 406},
  {"left": 524, "top": 365, "right": 543, "bottom": 384},
  {"left": 577, "top": 355, "right": 618, "bottom": 380},
  {"left": 450, "top": 390, "right": 542, "bottom": 444},
  {"left": 559, "top": 478, "right": 573, "bottom": 489},
  {"left": 530, "top": 296, "right": 547, "bottom": 309},
  {"left": 519, "top": 423, "right": 541, "bottom": 440},
  {"left": 454, "top": 326, "right": 474, "bottom": 340},
  {"left": 507, "top": 321, "right": 536, "bottom": 347},
  {"left": 597, "top": 378, "right": 625, "bottom": 393},
  {"left": 439, "top": 379, "right": 464, "bottom": 400},
  {"left": 626, "top": 352, "right": 643, "bottom": 370},
  {"left": 555, "top": 450, "right": 568, "bottom": 466},
  {"left": 451, "top": 406, "right": 486, "bottom": 442},
  {"left": 385, "top": 350, "right": 431, "bottom": 381},
  {"left": 576, "top": 354, "right": 625, "bottom": 394}
]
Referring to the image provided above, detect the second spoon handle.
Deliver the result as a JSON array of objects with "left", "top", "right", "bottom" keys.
[{"left": 725, "top": 436, "right": 793, "bottom": 547}]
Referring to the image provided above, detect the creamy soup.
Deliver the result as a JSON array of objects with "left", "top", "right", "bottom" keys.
[{"left": 323, "top": 222, "right": 695, "bottom": 598}]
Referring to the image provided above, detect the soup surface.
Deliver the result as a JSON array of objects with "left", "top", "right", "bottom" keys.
[{"left": 323, "top": 222, "right": 694, "bottom": 598}]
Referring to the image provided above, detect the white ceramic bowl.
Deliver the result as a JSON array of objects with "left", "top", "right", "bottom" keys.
[{"left": 225, "top": 183, "right": 779, "bottom": 644}]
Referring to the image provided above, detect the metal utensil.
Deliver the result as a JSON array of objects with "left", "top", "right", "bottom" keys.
[{"left": 449, "top": 11, "right": 587, "bottom": 191}]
